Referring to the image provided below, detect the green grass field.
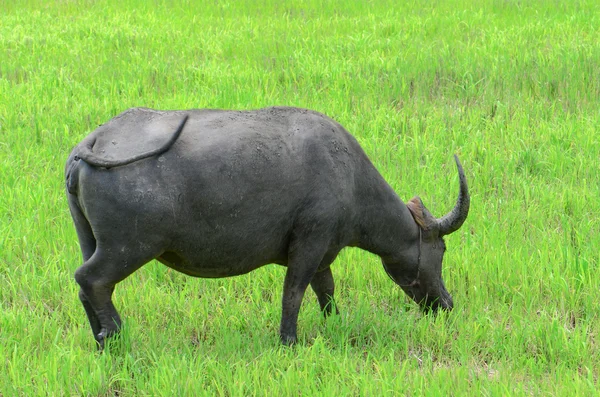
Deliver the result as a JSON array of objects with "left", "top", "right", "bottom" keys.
[{"left": 1, "top": 0, "right": 599, "bottom": 395}]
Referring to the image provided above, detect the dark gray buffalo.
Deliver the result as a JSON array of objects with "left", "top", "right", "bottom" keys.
[{"left": 65, "top": 106, "right": 469, "bottom": 348}]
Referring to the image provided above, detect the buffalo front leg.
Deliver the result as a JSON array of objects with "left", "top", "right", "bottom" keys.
[
  {"left": 310, "top": 267, "right": 338, "bottom": 317},
  {"left": 280, "top": 249, "right": 326, "bottom": 346}
]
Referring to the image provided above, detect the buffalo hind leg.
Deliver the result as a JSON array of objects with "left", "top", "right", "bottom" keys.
[
  {"left": 310, "top": 267, "right": 338, "bottom": 317},
  {"left": 74, "top": 247, "right": 155, "bottom": 349},
  {"left": 76, "top": 238, "right": 102, "bottom": 338},
  {"left": 68, "top": 193, "right": 103, "bottom": 338},
  {"left": 79, "top": 289, "right": 102, "bottom": 338}
]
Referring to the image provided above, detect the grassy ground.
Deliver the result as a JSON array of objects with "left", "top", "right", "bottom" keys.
[{"left": 1, "top": 0, "right": 599, "bottom": 395}]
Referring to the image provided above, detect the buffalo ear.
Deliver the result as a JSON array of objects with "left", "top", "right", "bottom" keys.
[
  {"left": 406, "top": 196, "right": 427, "bottom": 229},
  {"left": 406, "top": 196, "right": 437, "bottom": 232}
]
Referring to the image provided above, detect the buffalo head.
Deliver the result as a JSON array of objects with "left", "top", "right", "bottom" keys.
[{"left": 383, "top": 155, "right": 469, "bottom": 313}]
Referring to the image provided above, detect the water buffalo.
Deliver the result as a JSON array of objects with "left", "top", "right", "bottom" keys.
[{"left": 65, "top": 107, "right": 469, "bottom": 348}]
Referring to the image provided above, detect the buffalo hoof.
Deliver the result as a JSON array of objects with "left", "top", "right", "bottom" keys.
[
  {"left": 95, "top": 333, "right": 106, "bottom": 351},
  {"left": 95, "top": 327, "right": 120, "bottom": 351},
  {"left": 280, "top": 334, "right": 297, "bottom": 346}
]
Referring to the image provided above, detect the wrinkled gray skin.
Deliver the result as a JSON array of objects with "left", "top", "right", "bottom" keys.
[{"left": 65, "top": 107, "right": 469, "bottom": 349}]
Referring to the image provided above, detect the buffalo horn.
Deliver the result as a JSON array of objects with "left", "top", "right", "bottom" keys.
[{"left": 437, "top": 154, "right": 470, "bottom": 236}]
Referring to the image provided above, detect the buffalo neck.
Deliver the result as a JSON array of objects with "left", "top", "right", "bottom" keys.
[{"left": 355, "top": 167, "right": 420, "bottom": 262}]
